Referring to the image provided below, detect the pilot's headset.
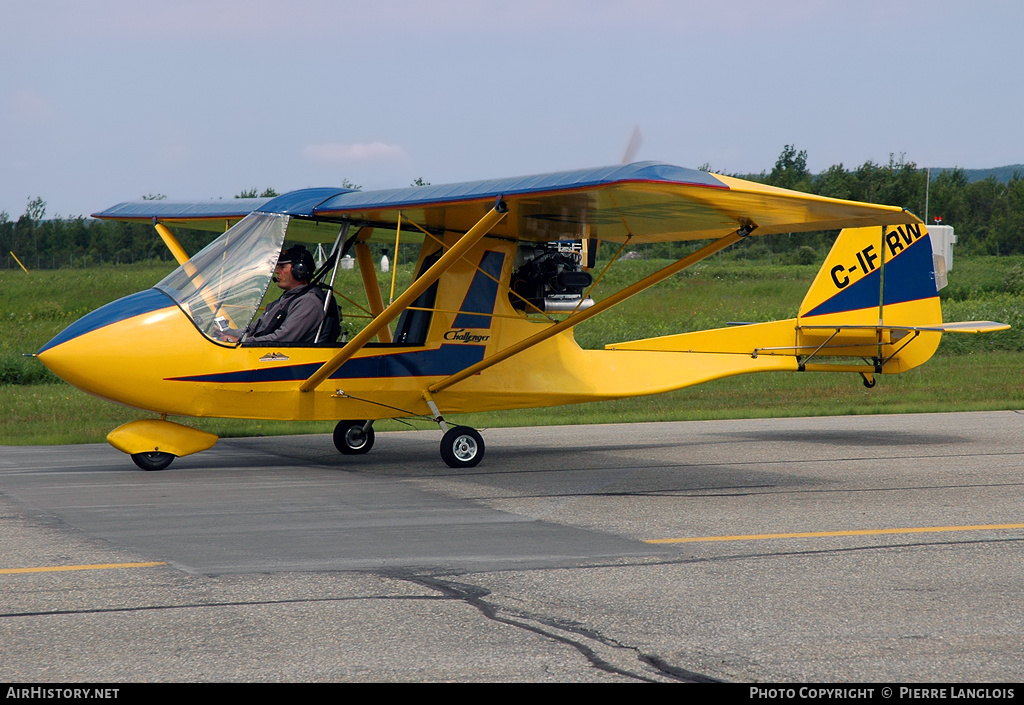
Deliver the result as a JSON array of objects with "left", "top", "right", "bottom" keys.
[{"left": 279, "top": 245, "right": 315, "bottom": 282}]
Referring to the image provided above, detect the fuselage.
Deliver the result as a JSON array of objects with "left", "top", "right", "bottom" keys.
[
  {"left": 37, "top": 215, "right": 798, "bottom": 423},
  {"left": 40, "top": 281, "right": 780, "bottom": 422}
]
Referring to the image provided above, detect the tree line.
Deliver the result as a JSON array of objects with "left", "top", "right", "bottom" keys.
[
  {"left": 2, "top": 152, "right": 1022, "bottom": 270},
  {"left": 734, "top": 146, "right": 1024, "bottom": 257}
]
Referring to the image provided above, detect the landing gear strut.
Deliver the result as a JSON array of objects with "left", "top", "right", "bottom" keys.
[{"left": 423, "top": 393, "right": 485, "bottom": 468}]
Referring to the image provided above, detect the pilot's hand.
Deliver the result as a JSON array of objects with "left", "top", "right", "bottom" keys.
[{"left": 213, "top": 331, "right": 239, "bottom": 343}]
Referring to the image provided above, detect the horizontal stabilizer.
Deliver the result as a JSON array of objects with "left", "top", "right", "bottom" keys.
[{"left": 800, "top": 321, "right": 1010, "bottom": 334}]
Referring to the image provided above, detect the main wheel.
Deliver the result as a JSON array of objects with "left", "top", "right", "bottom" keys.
[
  {"left": 440, "top": 426, "right": 484, "bottom": 468},
  {"left": 333, "top": 420, "right": 375, "bottom": 455},
  {"left": 131, "top": 451, "right": 175, "bottom": 471}
]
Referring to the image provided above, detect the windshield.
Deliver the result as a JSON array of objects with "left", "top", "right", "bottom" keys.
[{"left": 156, "top": 212, "right": 289, "bottom": 340}]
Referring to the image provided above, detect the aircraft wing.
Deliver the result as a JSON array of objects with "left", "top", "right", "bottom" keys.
[
  {"left": 307, "top": 162, "right": 919, "bottom": 243},
  {"left": 92, "top": 163, "right": 918, "bottom": 242},
  {"left": 92, "top": 197, "right": 276, "bottom": 233}
]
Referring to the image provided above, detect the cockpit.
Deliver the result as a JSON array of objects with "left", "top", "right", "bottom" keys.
[
  {"left": 155, "top": 212, "right": 290, "bottom": 343},
  {"left": 153, "top": 210, "right": 443, "bottom": 348}
]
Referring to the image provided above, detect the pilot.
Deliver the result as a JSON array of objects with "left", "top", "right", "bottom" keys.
[{"left": 219, "top": 244, "right": 339, "bottom": 345}]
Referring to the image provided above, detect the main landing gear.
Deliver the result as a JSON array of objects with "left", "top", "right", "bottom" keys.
[
  {"left": 333, "top": 420, "right": 375, "bottom": 454},
  {"left": 331, "top": 419, "right": 485, "bottom": 468},
  {"left": 439, "top": 426, "right": 484, "bottom": 469}
]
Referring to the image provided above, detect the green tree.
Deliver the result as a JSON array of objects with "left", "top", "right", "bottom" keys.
[
  {"left": 12, "top": 197, "right": 46, "bottom": 265},
  {"left": 841, "top": 154, "right": 926, "bottom": 215},
  {"left": 235, "top": 188, "right": 278, "bottom": 198},
  {"left": 0, "top": 210, "right": 10, "bottom": 268},
  {"left": 993, "top": 173, "right": 1024, "bottom": 255},
  {"left": 928, "top": 168, "right": 969, "bottom": 228},
  {"left": 964, "top": 177, "right": 1002, "bottom": 254},
  {"left": 24, "top": 196, "right": 46, "bottom": 222},
  {"left": 814, "top": 163, "right": 852, "bottom": 200},
  {"left": 767, "top": 144, "right": 811, "bottom": 191}
]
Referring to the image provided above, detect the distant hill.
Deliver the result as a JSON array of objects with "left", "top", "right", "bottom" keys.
[{"left": 930, "top": 165, "right": 1024, "bottom": 183}]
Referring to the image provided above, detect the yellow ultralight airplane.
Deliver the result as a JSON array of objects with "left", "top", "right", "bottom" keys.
[{"left": 36, "top": 162, "right": 1007, "bottom": 470}]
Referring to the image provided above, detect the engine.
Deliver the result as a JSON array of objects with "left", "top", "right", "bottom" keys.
[{"left": 509, "top": 245, "right": 594, "bottom": 313}]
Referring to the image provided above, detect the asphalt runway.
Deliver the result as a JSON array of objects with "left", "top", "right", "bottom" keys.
[{"left": 2, "top": 411, "right": 1023, "bottom": 682}]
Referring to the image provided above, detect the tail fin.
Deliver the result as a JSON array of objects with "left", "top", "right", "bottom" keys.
[
  {"left": 800, "top": 221, "right": 940, "bottom": 325},
  {"left": 795, "top": 221, "right": 943, "bottom": 372}
]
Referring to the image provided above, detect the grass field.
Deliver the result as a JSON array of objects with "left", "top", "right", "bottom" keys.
[{"left": 2, "top": 253, "right": 1022, "bottom": 445}]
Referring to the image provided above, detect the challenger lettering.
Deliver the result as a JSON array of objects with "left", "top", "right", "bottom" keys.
[{"left": 444, "top": 329, "right": 490, "bottom": 343}]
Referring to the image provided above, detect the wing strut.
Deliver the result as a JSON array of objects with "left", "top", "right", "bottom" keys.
[
  {"left": 154, "top": 222, "right": 190, "bottom": 266},
  {"left": 428, "top": 224, "right": 755, "bottom": 394},
  {"left": 299, "top": 200, "right": 510, "bottom": 392}
]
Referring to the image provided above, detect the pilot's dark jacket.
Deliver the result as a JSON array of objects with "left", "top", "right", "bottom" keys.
[{"left": 244, "top": 285, "right": 332, "bottom": 345}]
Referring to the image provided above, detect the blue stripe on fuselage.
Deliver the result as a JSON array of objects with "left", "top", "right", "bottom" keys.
[
  {"left": 38, "top": 289, "right": 175, "bottom": 354},
  {"left": 165, "top": 344, "right": 487, "bottom": 383},
  {"left": 452, "top": 251, "right": 506, "bottom": 329}
]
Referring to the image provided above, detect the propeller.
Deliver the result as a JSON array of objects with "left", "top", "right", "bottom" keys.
[{"left": 621, "top": 125, "right": 643, "bottom": 164}]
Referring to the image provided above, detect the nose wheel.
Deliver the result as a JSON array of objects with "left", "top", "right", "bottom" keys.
[
  {"left": 440, "top": 426, "right": 484, "bottom": 468},
  {"left": 131, "top": 451, "right": 175, "bottom": 471}
]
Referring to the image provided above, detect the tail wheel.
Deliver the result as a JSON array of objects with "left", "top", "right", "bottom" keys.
[
  {"left": 131, "top": 451, "right": 175, "bottom": 471},
  {"left": 333, "top": 420, "right": 375, "bottom": 455},
  {"left": 440, "top": 426, "right": 484, "bottom": 468}
]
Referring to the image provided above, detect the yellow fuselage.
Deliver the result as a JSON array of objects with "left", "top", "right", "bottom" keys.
[{"left": 38, "top": 236, "right": 805, "bottom": 424}]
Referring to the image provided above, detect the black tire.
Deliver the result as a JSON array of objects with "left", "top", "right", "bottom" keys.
[
  {"left": 333, "top": 420, "right": 375, "bottom": 455},
  {"left": 440, "top": 426, "right": 484, "bottom": 468},
  {"left": 131, "top": 451, "right": 174, "bottom": 471}
]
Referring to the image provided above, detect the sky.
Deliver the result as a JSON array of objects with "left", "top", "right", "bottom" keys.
[{"left": 2, "top": 0, "right": 1022, "bottom": 218}]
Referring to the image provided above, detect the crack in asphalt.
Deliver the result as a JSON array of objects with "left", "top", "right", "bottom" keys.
[{"left": 396, "top": 572, "right": 722, "bottom": 683}]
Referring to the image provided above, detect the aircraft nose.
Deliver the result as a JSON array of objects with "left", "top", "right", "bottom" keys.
[
  {"left": 38, "top": 289, "right": 174, "bottom": 356},
  {"left": 35, "top": 337, "right": 85, "bottom": 388},
  {"left": 37, "top": 288, "right": 179, "bottom": 395}
]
